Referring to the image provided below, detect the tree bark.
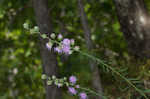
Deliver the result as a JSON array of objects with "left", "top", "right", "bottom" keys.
[
  {"left": 113, "top": 0, "right": 150, "bottom": 58},
  {"left": 33, "top": 0, "right": 61, "bottom": 99},
  {"left": 78, "top": 0, "right": 103, "bottom": 98}
]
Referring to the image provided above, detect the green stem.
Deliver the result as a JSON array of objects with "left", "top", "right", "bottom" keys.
[{"left": 77, "top": 50, "right": 148, "bottom": 99}]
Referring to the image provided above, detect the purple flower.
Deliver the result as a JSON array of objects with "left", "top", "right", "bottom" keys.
[
  {"left": 62, "top": 38, "right": 70, "bottom": 46},
  {"left": 68, "top": 87, "right": 77, "bottom": 95},
  {"left": 75, "top": 85, "right": 80, "bottom": 88},
  {"left": 57, "top": 83, "right": 62, "bottom": 88},
  {"left": 70, "top": 39, "right": 75, "bottom": 45},
  {"left": 46, "top": 43, "right": 52, "bottom": 50},
  {"left": 62, "top": 45, "right": 71, "bottom": 54},
  {"left": 79, "top": 92, "right": 87, "bottom": 99},
  {"left": 54, "top": 47, "right": 62, "bottom": 53},
  {"left": 58, "top": 34, "right": 63, "bottom": 40},
  {"left": 69, "top": 76, "right": 77, "bottom": 84}
]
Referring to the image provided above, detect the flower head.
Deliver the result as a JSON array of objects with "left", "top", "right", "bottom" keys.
[
  {"left": 79, "top": 92, "right": 87, "bottom": 99},
  {"left": 62, "top": 38, "right": 70, "bottom": 46},
  {"left": 68, "top": 87, "right": 77, "bottom": 95},
  {"left": 62, "top": 45, "right": 71, "bottom": 54},
  {"left": 69, "top": 76, "right": 77, "bottom": 84}
]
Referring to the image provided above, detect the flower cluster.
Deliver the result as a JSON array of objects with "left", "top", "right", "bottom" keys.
[
  {"left": 45, "top": 33, "right": 80, "bottom": 55},
  {"left": 41, "top": 74, "right": 87, "bottom": 99},
  {"left": 23, "top": 23, "right": 79, "bottom": 55},
  {"left": 24, "top": 24, "right": 87, "bottom": 99}
]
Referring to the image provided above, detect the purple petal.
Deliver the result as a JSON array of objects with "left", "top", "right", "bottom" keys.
[
  {"left": 79, "top": 92, "right": 87, "bottom": 99},
  {"left": 62, "top": 38, "right": 70, "bottom": 46},
  {"left": 69, "top": 76, "right": 77, "bottom": 84},
  {"left": 68, "top": 87, "right": 77, "bottom": 95},
  {"left": 62, "top": 45, "right": 71, "bottom": 54},
  {"left": 58, "top": 34, "right": 63, "bottom": 40},
  {"left": 54, "top": 47, "right": 62, "bottom": 53},
  {"left": 75, "top": 85, "right": 80, "bottom": 88},
  {"left": 46, "top": 43, "right": 52, "bottom": 50}
]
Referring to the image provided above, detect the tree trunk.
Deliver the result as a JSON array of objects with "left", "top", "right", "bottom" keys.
[
  {"left": 33, "top": 0, "right": 61, "bottom": 99},
  {"left": 78, "top": 0, "right": 103, "bottom": 98},
  {"left": 113, "top": 0, "right": 150, "bottom": 58}
]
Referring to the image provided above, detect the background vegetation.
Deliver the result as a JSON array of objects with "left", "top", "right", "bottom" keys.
[{"left": 0, "top": 0, "right": 150, "bottom": 99}]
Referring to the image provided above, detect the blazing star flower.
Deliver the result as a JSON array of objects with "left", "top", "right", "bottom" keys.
[
  {"left": 79, "top": 92, "right": 87, "bottom": 99},
  {"left": 69, "top": 76, "right": 77, "bottom": 84},
  {"left": 58, "top": 34, "right": 63, "bottom": 40},
  {"left": 62, "top": 38, "right": 71, "bottom": 46},
  {"left": 46, "top": 43, "right": 52, "bottom": 50},
  {"left": 68, "top": 87, "right": 77, "bottom": 95}
]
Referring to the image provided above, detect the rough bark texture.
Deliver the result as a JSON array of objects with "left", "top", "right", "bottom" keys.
[
  {"left": 78, "top": 0, "right": 103, "bottom": 98},
  {"left": 33, "top": 0, "right": 61, "bottom": 99},
  {"left": 113, "top": 0, "right": 150, "bottom": 58}
]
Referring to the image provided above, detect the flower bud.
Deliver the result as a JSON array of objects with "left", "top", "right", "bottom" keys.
[
  {"left": 52, "top": 75, "right": 56, "bottom": 80},
  {"left": 47, "top": 80, "right": 52, "bottom": 85},
  {"left": 70, "top": 39, "right": 75, "bottom": 45},
  {"left": 23, "top": 23, "right": 29, "bottom": 30},
  {"left": 58, "top": 34, "right": 63, "bottom": 40},
  {"left": 50, "top": 33, "right": 56, "bottom": 39},
  {"left": 41, "top": 74, "right": 47, "bottom": 80},
  {"left": 33, "top": 26, "right": 39, "bottom": 33},
  {"left": 69, "top": 50, "right": 73, "bottom": 55},
  {"left": 63, "top": 77, "right": 67, "bottom": 81},
  {"left": 74, "top": 46, "right": 80, "bottom": 51}
]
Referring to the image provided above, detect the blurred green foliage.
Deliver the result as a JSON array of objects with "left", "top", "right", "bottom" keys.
[{"left": 0, "top": 0, "right": 150, "bottom": 99}]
